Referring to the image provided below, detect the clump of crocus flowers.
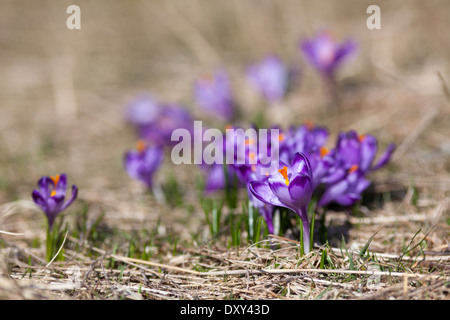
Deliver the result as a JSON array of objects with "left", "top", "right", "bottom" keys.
[{"left": 197, "top": 121, "right": 395, "bottom": 250}]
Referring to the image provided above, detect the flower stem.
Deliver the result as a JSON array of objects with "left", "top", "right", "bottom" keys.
[{"left": 297, "top": 207, "right": 310, "bottom": 254}]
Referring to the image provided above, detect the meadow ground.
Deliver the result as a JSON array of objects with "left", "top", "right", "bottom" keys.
[{"left": 0, "top": 0, "right": 449, "bottom": 300}]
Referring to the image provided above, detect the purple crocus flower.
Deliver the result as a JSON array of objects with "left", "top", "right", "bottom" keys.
[
  {"left": 125, "top": 95, "right": 194, "bottom": 147},
  {"left": 279, "top": 122, "right": 329, "bottom": 164},
  {"left": 300, "top": 29, "right": 357, "bottom": 77},
  {"left": 138, "top": 104, "right": 194, "bottom": 147},
  {"left": 316, "top": 131, "right": 395, "bottom": 207},
  {"left": 125, "top": 94, "right": 161, "bottom": 127},
  {"left": 249, "top": 152, "right": 313, "bottom": 253},
  {"left": 246, "top": 55, "right": 291, "bottom": 103},
  {"left": 32, "top": 174, "right": 78, "bottom": 231},
  {"left": 194, "top": 70, "right": 234, "bottom": 121},
  {"left": 124, "top": 141, "right": 164, "bottom": 189},
  {"left": 318, "top": 165, "right": 371, "bottom": 207},
  {"left": 334, "top": 131, "right": 395, "bottom": 174}
]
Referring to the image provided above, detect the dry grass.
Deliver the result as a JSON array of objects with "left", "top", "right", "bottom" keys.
[{"left": 0, "top": 0, "right": 449, "bottom": 300}]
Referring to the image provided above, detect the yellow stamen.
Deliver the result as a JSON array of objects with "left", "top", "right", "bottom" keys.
[
  {"left": 265, "top": 171, "right": 269, "bottom": 177},
  {"left": 278, "top": 166, "right": 290, "bottom": 186},
  {"left": 51, "top": 190, "right": 56, "bottom": 197},
  {"left": 349, "top": 164, "right": 358, "bottom": 174},
  {"left": 137, "top": 140, "right": 146, "bottom": 153},
  {"left": 249, "top": 152, "right": 256, "bottom": 161},
  {"left": 320, "top": 147, "right": 330, "bottom": 158}
]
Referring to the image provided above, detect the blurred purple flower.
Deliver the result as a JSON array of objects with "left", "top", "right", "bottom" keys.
[
  {"left": 315, "top": 130, "right": 395, "bottom": 207},
  {"left": 32, "top": 174, "right": 78, "bottom": 231},
  {"left": 246, "top": 55, "right": 294, "bottom": 103},
  {"left": 125, "top": 94, "right": 161, "bottom": 127},
  {"left": 334, "top": 131, "right": 395, "bottom": 174},
  {"left": 250, "top": 153, "right": 313, "bottom": 253},
  {"left": 194, "top": 70, "right": 234, "bottom": 121},
  {"left": 279, "top": 122, "right": 329, "bottom": 164},
  {"left": 126, "top": 95, "right": 194, "bottom": 147},
  {"left": 300, "top": 29, "right": 357, "bottom": 77},
  {"left": 124, "top": 141, "right": 164, "bottom": 189},
  {"left": 138, "top": 104, "right": 194, "bottom": 147},
  {"left": 318, "top": 165, "right": 371, "bottom": 207}
]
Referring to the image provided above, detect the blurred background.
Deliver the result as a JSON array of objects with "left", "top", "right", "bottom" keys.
[{"left": 0, "top": 0, "right": 449, "bottom": 236}]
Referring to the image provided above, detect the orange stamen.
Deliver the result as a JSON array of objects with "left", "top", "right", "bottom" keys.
[
  {"left": 50, "top": 174, "right": 60, "bottom": 197},
  {"left": 245, "top": 138, "right": 255, "bottom": 146},
  {"left": 278, "top": 133, "right": 285, "bottom": 142},
  {"left": 358, "top": 134, "right": 366, "bottom": 142},
  {"left": 225, "top": 124, "right": 233, "bottom": 130},
  {"left": 305, "top": 120, "right": 314, "bottom": 131},
  {"left": 137, "top": 140, "right": 146, "bottom": 153},
  {"left": 349, "top": 164, "right": 358, "bottom": 174},
  {"left": 50, "top": 174, "right": 60, "bottom": 186},
  {"left": 320, "top": 147, "right": 330, "bottom": 158},
  {"left": 278, "top": 166, "right": 290, "bottom": 186},
  {"left": 249, "top": 152, "right": 256, "bottom": 162}
]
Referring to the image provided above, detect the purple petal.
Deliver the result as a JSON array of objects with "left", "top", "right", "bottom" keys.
[
  {"left": 61, "top": 185, "right": 78, "bottom": 211},
  {"left": 334, "top": 193, "right": 361, "bottom": 206},
  {"left": 204, "top": 164, "right": 226, "bottom": 192},
  {"left": 268, "top": 179, "right": 293, "bottom": 207},
  {"left": 249, "top": 181, "right": 284, "bottom": 207},
  {"left": 335, "top": 38, "right": 358, "bottom": 64},
  {"left": 318, "top": 178, "right": 349, "bottom": 207},
  {"left": 371, "top": 143, "right": 395, "bottom": 171},
  {"left": 54, "top": 174, "right": 67, "bottom": 197},
  {"left": 32, "top": 189, "right": 47, "bottom": 211},
  {"left": 124, "top": 151, "right": 142, "bottom": 181},
  {"left": 288, "top": 174, "right": 313, "bottom": 206},
  {"left": 359, "top": 135, "right": 377, "bottom": 172},
  {"left": 37, "top": 176, "right": 53, "bottom": 199},
  {"left": 291, "top": 152, "right": 312, "bottom": 177}
]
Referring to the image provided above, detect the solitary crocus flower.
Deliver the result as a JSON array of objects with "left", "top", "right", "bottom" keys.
[
  {"left": 125, "top": 94, "right": 161, "bottom": 127},
  {"left": 300, "top": 29, "right": 357, "bottom": 108},
  {"left": 32, "top": 174, "right": 78, "bottom": 231},
  {"left": 246, "top": 55, "right": 292, "bottom": 103},
  {"left": 194, "top": 70, "right": 234, "bottom": 121},
  {"left": 124, "top": 140, "right": 164, "bottom": 189},
  {"left": 250, "top": 152, "right": 313, "bottom": 253},
  {"left": 300, "top": 29, "right": 357, "bottom": 77}
]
